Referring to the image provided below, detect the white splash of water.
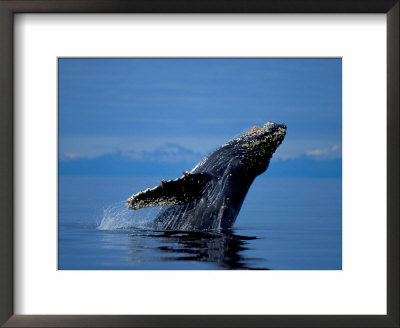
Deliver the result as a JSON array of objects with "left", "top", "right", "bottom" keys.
[{"left": 97, "top": 201, "right": 160, "bottom": 230}]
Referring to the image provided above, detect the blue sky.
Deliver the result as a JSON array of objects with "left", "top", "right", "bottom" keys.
[{"left": 58, "top": 58, "right": 341, "bottom": 177}]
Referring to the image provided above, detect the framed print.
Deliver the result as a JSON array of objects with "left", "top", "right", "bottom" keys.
[
  {"left": 57, "top": 57, "right": 342, "bottom": 271},
  {"left": 0, "top": 1, "right": 398, "bottom": 327}
]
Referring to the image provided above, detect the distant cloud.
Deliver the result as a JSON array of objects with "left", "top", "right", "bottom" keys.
[
  {"left": 272, "top": 144, "right": 341, "bottom": 162},
  {"left": 60, "top": 153, "right": 85, "bottom": 160},
  {"left": 122, "top": 143, "right": 203, "bottom": 164},
  {"left": 306, "top": 145, "right": 341, "bottom": 160},
  {"left": 59, "top": 135, "right": 227, "bottom": 158},
  {"left": 60, "top": 143, "right": 204, "bottom": 166},
  {"left": 273, "top": 153, "right": 297, "bottom": 161}
]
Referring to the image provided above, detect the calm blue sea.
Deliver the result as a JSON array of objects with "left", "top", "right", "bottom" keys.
[{"left": 58, "top": 176, "right": 342, "bottom": 270}]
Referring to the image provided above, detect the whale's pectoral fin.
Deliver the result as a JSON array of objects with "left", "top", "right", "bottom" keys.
[{"left": 127, "top": 173, "right": 212, "bottom": 210}]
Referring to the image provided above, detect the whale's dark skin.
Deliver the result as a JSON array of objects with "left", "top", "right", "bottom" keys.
[{"left": 127, "top": 122, "right": 286, "bottom": 231}]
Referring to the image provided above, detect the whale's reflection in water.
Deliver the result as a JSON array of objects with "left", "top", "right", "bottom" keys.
[{"left": 127, "top": 230, "right": 268, "bottom": 270}]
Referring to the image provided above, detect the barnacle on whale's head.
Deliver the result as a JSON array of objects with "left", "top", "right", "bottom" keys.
[{"left": 245, "top": 125, "right": 262, "bottom": 135}]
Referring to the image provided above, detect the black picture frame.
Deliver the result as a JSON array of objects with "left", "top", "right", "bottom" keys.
[{"left": 0, "top": 1, "right": 398, "bottom": 327}]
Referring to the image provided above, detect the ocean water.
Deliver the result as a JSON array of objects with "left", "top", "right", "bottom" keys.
[{"left": 58, "top": 176, "right": 342, "bottom": 270}]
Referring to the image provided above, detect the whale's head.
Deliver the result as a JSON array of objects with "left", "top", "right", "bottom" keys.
[{"left": 232, "top": 121, "right": 286, "bottom": 175}]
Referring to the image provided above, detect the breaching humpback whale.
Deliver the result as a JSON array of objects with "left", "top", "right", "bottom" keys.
[{"left": 127, "top": 122, "right": 286, "bottom": 231}]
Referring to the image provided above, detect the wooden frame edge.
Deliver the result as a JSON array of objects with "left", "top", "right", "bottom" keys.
[
  {"left": 0, "top": 1, "right": 398, "bottom": 327},
  {"left": 0, "top": 0, "right": 14, "bottom": 327}
]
